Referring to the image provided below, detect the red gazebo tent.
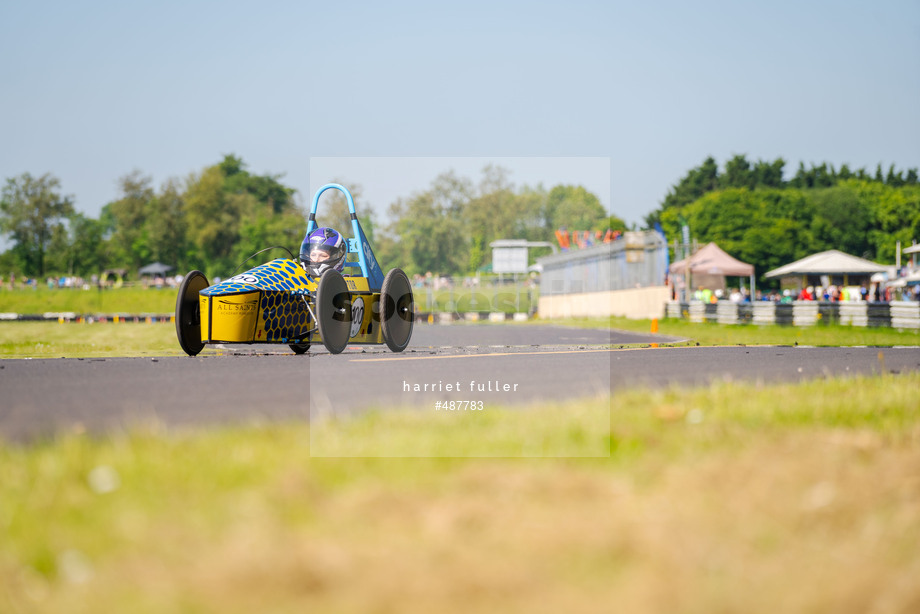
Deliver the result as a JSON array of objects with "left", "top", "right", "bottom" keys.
[{"left": 670, "top": 242, "right": 755, "bottom": 295}]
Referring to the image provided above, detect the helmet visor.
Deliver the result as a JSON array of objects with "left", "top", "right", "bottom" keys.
[{"left": 303, "top": 240, "right": 335, "bottom": 265}]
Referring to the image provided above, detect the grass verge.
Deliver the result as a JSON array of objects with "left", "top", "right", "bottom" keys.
[
  {"left": 0, "top": 287, "right": 176, "bottom": 315},
  {"left": 0, "top": 322, "right": 184, "bottom": 358},
  {"left": 1, "top": 373, "right": 919, "bottom": 613}
]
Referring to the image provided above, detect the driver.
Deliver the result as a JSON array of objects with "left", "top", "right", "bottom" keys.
[{"left": 300, "top": 227, "right": 347, "bottom": 278}]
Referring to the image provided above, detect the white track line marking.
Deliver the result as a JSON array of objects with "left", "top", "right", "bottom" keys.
[{"left": 351, "top": 348, "right": 618, "bottom": 362}]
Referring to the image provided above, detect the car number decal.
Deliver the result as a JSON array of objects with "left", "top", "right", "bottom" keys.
[
  {"left": 228, "top": 273, "right": 259, "bottom": 285},
  {"left": 350, "top": 296, "right": 365, "bottom": 338}
]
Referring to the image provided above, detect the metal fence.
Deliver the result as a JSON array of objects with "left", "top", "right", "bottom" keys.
[
  {"left": 538, "top": 231, "right": 669, "bottom": 296},
  {"left": 410, "top": 275, "right": 538, "bottom": 315}
]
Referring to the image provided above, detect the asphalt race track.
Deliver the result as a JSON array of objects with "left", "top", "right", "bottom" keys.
[{"left": 1, "top": 324, "right": 919, "bottom": 441}]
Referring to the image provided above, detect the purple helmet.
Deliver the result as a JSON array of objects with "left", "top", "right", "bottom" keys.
[{"left": 300, "top": 227, "right": 347, "bottom": 278}]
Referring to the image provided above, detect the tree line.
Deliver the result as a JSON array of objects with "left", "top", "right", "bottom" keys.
[
  {"left": 377, "top": 165, "right": 622, "bottom": 275},
  {"left": 1, "top": 155, "right": 305, "bottom": 281},
  {"left": 6, "top": 152, "right": 916, "bottom": 286},
  {"left": 646, "top": 155, "right": 920, "bottom": 285},
  {"left": 0, "top": 156, "right": 622, "bottom": 280}
]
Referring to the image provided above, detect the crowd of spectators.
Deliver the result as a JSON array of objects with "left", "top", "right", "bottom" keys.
[
  {"left": 689, "top": 283, "right": 920, "bottom": 303},
  {"left": 758, "top": 285, "right": 874, "bottom": 303}
]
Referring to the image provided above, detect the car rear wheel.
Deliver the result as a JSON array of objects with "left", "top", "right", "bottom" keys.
[{"left": 176, "top": 270, "right": 209, "bottom": 356}]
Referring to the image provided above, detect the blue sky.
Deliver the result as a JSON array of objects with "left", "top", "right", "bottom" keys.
[{"left": 1, "top": 0, "right": 918, "bottom": 227}]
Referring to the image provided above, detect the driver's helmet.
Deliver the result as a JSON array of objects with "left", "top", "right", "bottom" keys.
[{"left": 300, "top": 227, "right": 347, "bottom": 278}]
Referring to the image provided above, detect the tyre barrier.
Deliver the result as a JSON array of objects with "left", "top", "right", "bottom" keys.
[
  {"left": 774, "top": 303, "right": 794, "bottom": 326},
  {"left": 715, "top": 302, "right": 753, "bottom": 325},
  {"left": 666, "top": 301, "right": 920, "bottom": 329},
  {"left": 666, "top": 302, "right": 685, "bottom": 319},
  {"left": 892, "top": 303, "right": 920, "bottom": 329}
]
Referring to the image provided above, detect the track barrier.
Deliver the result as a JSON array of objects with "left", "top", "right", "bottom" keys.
[{"left": 665, "top": 301, "right": 920, "bottom": 330}]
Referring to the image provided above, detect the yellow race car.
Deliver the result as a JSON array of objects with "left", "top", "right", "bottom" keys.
[{"left": 175, "top": 184, "right": 414, "bottom": 356}]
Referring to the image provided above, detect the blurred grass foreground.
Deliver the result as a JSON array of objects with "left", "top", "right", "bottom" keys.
[{"left": 1, "top": 373, "right": 919, "bottom": 613}]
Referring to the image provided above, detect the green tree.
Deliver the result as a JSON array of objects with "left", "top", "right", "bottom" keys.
[
  {"left": 885, "top": 164, "right": 905, "bottom": 188},
  {"left": 0, "top": 172, "right": 75, "bottom": 277},
  {"left": 807, "top": 183, "right": 872, "bottom": 257},
  {"left": 647, "top": 157, "right": 920, "bottom": 288},
  {"left": 593, "top": 214, "right": 627, "bottom": 233},
  {"left": 386, "top": 192, "right": 467, "bottom": 276},
  {"left": 515, "top": 184, "right": 554, "bottom": 238},
  {"left": 184, "top": 166, "right": 241, "bottom": 275},
  {"left": 146, "top": 179, "right": 187, "bottom": 270},
  {"left": 66, "top": 213, "right": 107, "bottom": 276},
  {"left": 179, "top": 157, "right": 303, "bottom": 277},
  {"left": 661, "top": 187, "right": 816, "bottom": 287},
  {"left": 233, "top": 206, "right": 305, "bottom": 271},
  {"left": 545, "top": 184, "right": 607, "bottom": 232},
  {"left": 382, "top": 171, "right": 473, "bottom": 276},
  {"left": 104, "top": 171, "right": 155, "bottom": 270},
  {"left": 44, "top": 222, "right": 72, "bottom": 275},
  {"left": 790, "top": 162, "right": 836, "bottom": 189},
  {"left": 720, "top": 154, "right": 754, "bottom": 189},
  {"left": 465, "top": 165, "right": 516, "bottom": 271},
  {"left": 752, "top": 158, "right": 786, "bottom": 188},
  {"left": 210, "top": 154, "right": 304, "bottom": 269},
  {"left": 861, "top": 180, "right": 920, "bottom": 262},
  {"left": 219, "top": 154, "right": 296, "bottom": 215},
  {"left": 377, "top": 167, "right": 609, "bottom": 274},
  {"left": 646, "top": 156, "right": 719, "bottom": 227}
]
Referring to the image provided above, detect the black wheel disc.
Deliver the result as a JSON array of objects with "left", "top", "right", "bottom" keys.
[
  {"left": 289, "top": 342, "right": 310, "bottom": 354},
  {"left": 175, "top": 270, "right": 209, "bottom": 356},
  {"left": 380, "top": 268, "right": 414, "bottom": 352},
  {"left": 316, "top": 269, "right": 352, "bottom": 354}
]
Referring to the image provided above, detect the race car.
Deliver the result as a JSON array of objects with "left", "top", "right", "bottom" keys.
[{"left": 175, "top": 183, "right": 414, "bottom": 356}]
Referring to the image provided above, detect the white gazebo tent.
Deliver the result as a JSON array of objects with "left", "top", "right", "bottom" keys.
[{"left": 765, "top": 250, "right": 887, "bottom": 293}]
